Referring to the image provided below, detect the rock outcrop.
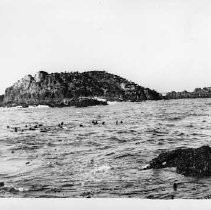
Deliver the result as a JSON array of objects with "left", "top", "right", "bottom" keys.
[
  {"left": 2, "top": 70, "right": 162, "bottom": 107},
  {"left": 0, "top": 95, "right": 4, "bottom": 106},
  {"left": 144, "top": 146, "right": 211, "bottom": 177},
  {"left": 49, "top": 97, "right": 108, "bottom": 108},
  {"left": 164, "top": 87, "right": 211, "bottom": 99}
]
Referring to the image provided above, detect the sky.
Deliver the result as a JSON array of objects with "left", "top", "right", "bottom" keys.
[{"left": 0, "top": 0, "right": 211, "bottom": 94}]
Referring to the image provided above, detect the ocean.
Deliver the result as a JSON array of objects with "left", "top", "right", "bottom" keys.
[{"left": 0, "top": 98, "right": 211, "bottom": 198}]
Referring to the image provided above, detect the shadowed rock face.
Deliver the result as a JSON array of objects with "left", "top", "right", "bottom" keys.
[
  {"left": 2, "top": 70, "right": 162, "bottom": 107},
  {"left": 145, "top": 146, "right": 211, "bottom": 177},
  {"left": 0, "top": 95, "right": 4, "bottom": 106}
]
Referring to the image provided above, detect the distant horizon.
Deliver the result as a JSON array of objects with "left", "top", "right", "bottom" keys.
[{"left": 1, "top": 0, "right": 211, "bottom": 95}]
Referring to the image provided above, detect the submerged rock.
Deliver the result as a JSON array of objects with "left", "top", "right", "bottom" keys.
[{"left": 145, "top": 146, "right": 211, "bottom": 177}]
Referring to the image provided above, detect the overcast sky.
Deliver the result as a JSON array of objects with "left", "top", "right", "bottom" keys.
[{"left": 0, "top": 0, "right": 211, "bottom": 94}]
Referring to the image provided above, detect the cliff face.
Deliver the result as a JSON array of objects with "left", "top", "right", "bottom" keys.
[
  {"left": 165, "top": 87, "right": 211, "bottom": 99},
  {"left": 2, "top": 70, "right": 162, "bottom": 107}
]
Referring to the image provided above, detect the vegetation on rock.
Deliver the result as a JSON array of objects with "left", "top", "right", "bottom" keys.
[{"left": 2, "top": 70, "right": 162, "bottom": 107}]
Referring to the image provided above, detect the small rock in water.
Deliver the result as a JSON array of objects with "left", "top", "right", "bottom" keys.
[
  {"left": 25, "top": 162, "right": 30, "bottom": 165},
  {"left": 120, "top": 121, "right": 123, "bottom": 123},
  {"left": 11, "top": 151, "right": 14, "bottom": 154},
  {"left": 61, "top": 122, "right": 64, "bottom": 125},
  {"left": 6, "top": 125, "right": 10, "bottom": 129},
  {"left": 79, "top": 124, "right": 83, "bottom": 127},
  {"left": 25, "top": 125, "right": 28, "bottom": 127},
  {"left": 0, "top": 182, "right": 4, "bottom": 187},
  {"left": 14, "top": 127, "right": 18, "bottom": 132},
  {"left": 116, "top": 121, "right": 118, "bottom": 125},
  {"left": 40, "top": 128, "right": 47, "bottom": 132},
  {"left": 80, "top": 191, "right": 93, "bottom": 198},
  {"left": 173, "top": 183, "right": 177, "bottom": 191},
  {"left": 9, "top": 187, "right": 17, "bottom": 193},
  {"left": 102, "top": 122, "right": 105, "bottom": 125},
  {"left": 92, "top": 120, "right": 98, "bottom": 125}
]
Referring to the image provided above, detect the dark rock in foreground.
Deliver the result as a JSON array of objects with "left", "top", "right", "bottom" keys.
[
  {"left": 144, "top": 146, "right": 211, "bottom": 177},
  {"left": 1, "top": 70, "right": 162, "bottom": 107}
]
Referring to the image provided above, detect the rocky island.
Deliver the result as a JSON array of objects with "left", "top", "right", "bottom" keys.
[
  {"left": 164, "top": 87, "right": 211, "bottom": 99},
  {"left": 0, "top": 70, "right": 162, "bottom": 107}
]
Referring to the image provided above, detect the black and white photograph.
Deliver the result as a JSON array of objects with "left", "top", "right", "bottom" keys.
[{"left": 0, "top": 0, "right": 211, "bottom": 209}]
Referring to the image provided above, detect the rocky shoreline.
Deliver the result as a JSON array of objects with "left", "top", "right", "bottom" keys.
[
  {"left": 1, "top": 70, "right": 211, "bottom": 107},
  {"left": 2, "top": 97, "right": 108, "bottom": 108},
  {"left": 164, "top": 87, "right": 211, "bottom": 100},
  {"left": 0, "top": 70, "right": 162, "bottom": 108}
]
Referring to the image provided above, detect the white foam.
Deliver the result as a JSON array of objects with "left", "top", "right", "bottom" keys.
[
  {"left": 142, "top": 164, "right": 150, "bottom": 170},
  {"left": 93, "top": 97, "right": 107, "bottom": 102},
  {"left": 28, "top": 105, "right": 49, "bottom": 109},
  {"left": 107, "top": 101, "right": 118, "bottom": 105},
  {"left": 92, "top": 165, "right": 111, "bottom": 174},
  {"left": 14, "top": 106, "right": 23, "bottom": 109}
]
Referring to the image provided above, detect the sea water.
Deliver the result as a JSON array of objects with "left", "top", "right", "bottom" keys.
[{"left": 0, "top": 98, "right": 211, "bottom": 198}]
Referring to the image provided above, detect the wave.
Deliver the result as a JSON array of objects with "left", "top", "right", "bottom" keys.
[
  {"left": 5, "top": 105, "right": 50, "bottom": 109},
  {"left": 93, "top": 97, "right": 107, "bottom": 102},
  {"left": 28, "top": 105, "right": 50, "bottom": 109},
  {"left": 107, "top": 101, "right": 119, "bottom": 105},
  {"left": 92, "top": 165, "right": 111, "bottom": 173}
]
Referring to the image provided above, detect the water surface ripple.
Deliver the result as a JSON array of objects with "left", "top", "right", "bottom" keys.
[{"left": 1, "top": 99, "right": 211, "bottom": 198}]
